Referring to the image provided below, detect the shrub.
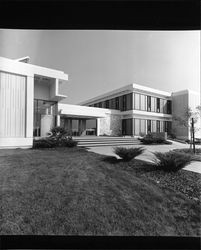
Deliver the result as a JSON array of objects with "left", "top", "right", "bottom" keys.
[
  {"left": 61, "top": 138, "right": 78, "bottom": 147},
  {"left": 140, "top": 133, "right": 172, "bottom": 145},
  {"left": 114, "top": 147, "right": 144, "bottom": 162},
  {"left": 153, "top": 151, "right": 192, "bottom": 172},
  {"left": 50, "top": 126, "right": 71, "bottom": 139},
  {"left": 169, "top": 132, "right": 177, "bottom": 139},
  {"left": 33, "top": 139, "right": 56, "bottom": 149}
]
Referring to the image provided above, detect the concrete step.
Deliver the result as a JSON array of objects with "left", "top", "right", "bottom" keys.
[
  {"left": 78, "top": 143, "right": 141, "bottom": 147},
  {"left": 77, "top": 141, "right": 141, "bottom": 147},
  {"left": 74, "top": 138, "right": 139, "bottom": 142}
]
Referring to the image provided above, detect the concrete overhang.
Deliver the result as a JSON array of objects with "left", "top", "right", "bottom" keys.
[{"left": 58, "top": 103, "right": 121, "bottom": 119}]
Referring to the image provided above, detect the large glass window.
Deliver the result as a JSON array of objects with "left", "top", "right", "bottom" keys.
[
  {"left": 122, "top": 95, "right": 127, "bottom": 111},
  {"left": 151, "top": 97, "right": 156, "bottom": 112},
  {"left": 147, "top": 120, "right": 151, "bottom": 133},
  {"left": 33, "top": 99, "right": 57, "bottom": 137},
  {"left": 167, "top": 100, "right": 172, "bottom": 114},
  {"left": 135, "top": 93, "right": 140, "bottom": 110},
  {"left": 157, "top": 98, "right": 160, "bottom": 113},
  {"left": 122, "top": 119, "right": 132, "bottom": 135},
  {"left": 163, "top": 100, "right": 167, "bottom": 114},
  {"left": 147, "top": 96, "right": 151, "bottom": 111},
  {"left": 98, "top": 102, "right": 102, "bottom": 108},
  {"left": 152, "top": 120, "right": 157, "bottom": 132},
  {"left": 160, "top": 121, "right": 164, "bottom": 132},
  {"left": 115, "top": 97, "right": 119, "bottom": 110},
  {"left": 156, "top": 120, "right": 160, "bottom": 133},
  {"left": 140, "top": 95, "right": 146, "bottom": 111},
  {"left": 105, "top": 100, "right": 109, "bottom": 108},
  {"left": 134, "top": 119, "right": 140, "bottom": 135},
  {"left": 140, "top": 119, "right": 146, "bottom": 135}
]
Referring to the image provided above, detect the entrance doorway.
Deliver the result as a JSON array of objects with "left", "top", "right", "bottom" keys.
[
  {"left": 60, "top": 117, "right": 97, "bottom": 136},
  {"left": 33, "top": 99, "right": 57, "bottom": 137}
]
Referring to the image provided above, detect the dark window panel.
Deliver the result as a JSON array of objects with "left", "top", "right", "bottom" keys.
[
  {"left": 147, "top": 119, "right": 151, "bottom": 133},
  {"left": 157, "top": 98, "right": 160, "bottom": 113},
  {"left": 147, "top": 96, "right": 151, "bottom": 112},
  {"left": 115, "top": 97, "right": 119, "bottom": 110},
  {"left": 167, "top": 100, "right": 172, "bottom": 114}
]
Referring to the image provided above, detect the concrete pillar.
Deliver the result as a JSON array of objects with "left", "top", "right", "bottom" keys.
[
  {"left": 96, "top": 118, "right": 100, "bottom": 136},
  {"left": 132, "top": 118, "right": 135, "bottom": 136},
  {"left": 78, "top": 119, "right": 82, "bottom": 135},
  {"left": 56, "top": 115, "right": 60, "bottom": 126}
]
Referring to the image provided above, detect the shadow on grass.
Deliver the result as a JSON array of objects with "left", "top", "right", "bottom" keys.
[{"left": 102, "top": 156, "right": 123, "bottom": 164}]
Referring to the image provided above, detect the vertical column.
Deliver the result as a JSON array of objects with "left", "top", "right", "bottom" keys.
[
  {"left": 69, "top": 119, "right": 72, "bottom": 130},
  {"left": 96, "top": 118, "right": 100, "bottom": 136},
  {"left": 56, "top": 115, "right": 60, "bottom": 126},
  {"left": 132, "top": 118, "right": 135, "bottom": 136},
  {"left": 78, "top": 119, "right": 82, "bottom": 136}
]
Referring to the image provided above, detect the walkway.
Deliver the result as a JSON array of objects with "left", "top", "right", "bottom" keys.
[{"left": 87, "top": 140, "right": 201, "bottom": 174}]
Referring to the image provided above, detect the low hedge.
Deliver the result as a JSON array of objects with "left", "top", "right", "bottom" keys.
[
  {"left": 153, "top": 151, "right": 192, "bottom": 172},
  {"left": 33, "top": 137, "right": 78, "bottom": 149},
  {"left": 114, "top": 147, "right": 144, "bottom": 162},
  {"left": 140, "top": 133, "right": 172, "bottom": 145}
]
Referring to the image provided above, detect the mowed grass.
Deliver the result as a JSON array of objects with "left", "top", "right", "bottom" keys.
[{"left": 0, "top": 147, "right": 200, "bottom": 236}]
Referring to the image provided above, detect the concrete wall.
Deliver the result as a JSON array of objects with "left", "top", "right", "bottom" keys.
[
  {"left": 172, "top": 90, "right": 201, "bottom": 139},
  {"left": 0, "top": 56, "right": 68, "bottom": 148},
  {"left": 172, "top": 91, "right": 189, "bottom": 139},
  {"left": 98, "top": 114, "right": 122, "bottom": 136}
]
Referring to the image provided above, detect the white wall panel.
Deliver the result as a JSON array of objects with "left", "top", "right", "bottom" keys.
[{"left": 0, "top": 71, "right": 26, "bottom": 137}]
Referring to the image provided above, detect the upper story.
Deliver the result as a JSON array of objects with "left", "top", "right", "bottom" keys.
[
  {"left": 0, "top": 56, "right": 68, "bottom": 103},
  {"left": 80, "top": 83, "right": 172, "bottom": 115}
]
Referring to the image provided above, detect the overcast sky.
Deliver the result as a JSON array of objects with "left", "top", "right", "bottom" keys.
[{"left": 0, "top": 30, "right": 200, "bottom": 104}]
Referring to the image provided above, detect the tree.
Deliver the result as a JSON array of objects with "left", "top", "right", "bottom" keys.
[{"left": 173, "top": 105, "right": 201, "bottom": 153}]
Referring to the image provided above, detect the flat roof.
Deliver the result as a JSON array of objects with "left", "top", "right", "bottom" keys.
[
  {"left": 79, "top": 83, "right": 171, "bottom": 105},
  {"left": 0, "top": 56, "right": 68, "bottom": 81}
]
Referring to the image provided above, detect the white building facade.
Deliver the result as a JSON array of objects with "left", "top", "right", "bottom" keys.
[{"left": 0, "top": 56, "right": 200, "bottom": 148}]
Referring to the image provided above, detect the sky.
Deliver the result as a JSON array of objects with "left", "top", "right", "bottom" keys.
[{"left": 0, "top": 30, "right": 200, "bottom": 104}]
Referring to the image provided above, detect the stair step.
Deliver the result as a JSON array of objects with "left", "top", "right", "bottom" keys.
[
  {"left": 78, "top": 142, "right": 141, "bottom": 147},
  {"left": 77, "top": 141, "right": 139, "bottom": 145}
]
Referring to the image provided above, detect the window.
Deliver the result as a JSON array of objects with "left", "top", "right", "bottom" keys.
[
  {"left": 156, "top": 120, "right": 160, "bottom": 133},
  {"left": 160, "top": 99, "right": 164, "bottom": 113},
  {"left": 140, "top": 119, "right": 146, "bottom": 134},
  {"left": 140, "top": 95, "right": 146, "bottom": 111},
  {"left": 135, "top": 93, "right": 140, "bottom": 110},
  {"left": 111, "top": 98, "right": 116, "bottom": 109},
  {"left": 115, "top": 97, "right": 119, "bottom": 110},
  {"left": 160, "top": 121, "right": 164, "bottom": 132},
  {"left": 94, "top": 103, "right": 98, "bottom": 107},
  {"left": 147, "top": 120, "right": 151, "bottom": 133},
  {"left": 122, "top": 119, "right": 132, "bottom": 135},
  {"left": 164, "top": 121, "right": 168, "bottom": 132},
  {"left": 152, "top": 120, "right": 156, "bottom": 132},
  {"left": 98, "top": 102, "right": 102, "bottom": 108},
  {"left": 163, "top": 99, "right": 167, "bottom": 114},
  {"left": 105, "top": 100, "right": 109, "bottom": 108},
  {"left": 134, "top": 119, "right": 140, "bottom": 135},
  {"left": 157, "top": 98, "right": 160, "bottom": 113},
  {"left": 167, "top": 100, "right": 172, "bottom": 114},
  {"left": 151, "top": 97, "right": 156, "bottom": 112},
  {"left": 147, "top": 96, "right": 151, "bottom": 111},
  {"left": 122, "top": 95, "right": 127, "bottom": 111}
]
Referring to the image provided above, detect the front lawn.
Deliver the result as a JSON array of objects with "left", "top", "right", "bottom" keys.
[{"left": 0, "top": 147, "right": 200, "bottom": 235}]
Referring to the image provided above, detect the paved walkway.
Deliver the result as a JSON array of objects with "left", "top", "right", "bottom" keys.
[{"left": 87, "top": 141, "right": 201, "bottom": 174}]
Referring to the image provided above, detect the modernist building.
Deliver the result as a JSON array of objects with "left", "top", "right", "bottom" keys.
[{"left": 0, "top": 56, "right": 200, "bottom": 148}]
